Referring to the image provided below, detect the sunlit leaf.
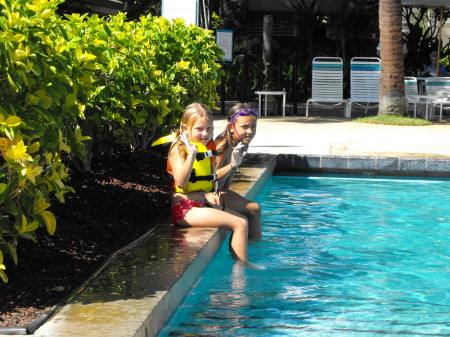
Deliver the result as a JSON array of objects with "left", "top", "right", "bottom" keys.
[
  {"left": 40, "top": 9, "right": 54, "bottom": 18},
  {"left": 27, "top": 141, "right": 40, "bottom": 153},
  {"left": 75, "top": 125, "right": 91, "bottom": 142},
  {"left": 35, "top": 193, "right": 51, "bottom": 214},
  {"left": 21, "top": 164, "right": 43, "bottom": 184},
  {"left": 40, "top": 211, "right": 56, "bottom": 235},
  {"left": 3, "top": 140, "right": 32, "bottom": 162},
  {"left": 0, "top": 271, "right": 8, "bottom": 283},
  {"left": 5, "top": 116, "right": 21, "bottom": 127}
]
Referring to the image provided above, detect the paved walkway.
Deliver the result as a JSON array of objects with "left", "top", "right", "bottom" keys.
[{"left": 214, "top": 115, "right": 450, "bottom": 158}]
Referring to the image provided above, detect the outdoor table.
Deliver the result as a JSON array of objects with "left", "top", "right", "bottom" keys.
[{"left": 255, "top": 90, "right": 286, "bottom": 117}]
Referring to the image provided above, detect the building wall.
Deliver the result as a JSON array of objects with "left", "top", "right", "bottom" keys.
[{"left": 247, "top": 0, "right": 343, "bottom": 12}]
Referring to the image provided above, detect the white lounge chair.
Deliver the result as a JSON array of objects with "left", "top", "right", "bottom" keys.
[
  {"left": 306, "top": 57, "right": 347, "bottom": 117},
  {"left": 424, "top": 77, "right": 450, "bottom": 122},
  {"left": 346, "top": 57, "right": 381, "bottom": 118},
  {"left": 405, "top": 76, "right": 430, "bottom": 119}
]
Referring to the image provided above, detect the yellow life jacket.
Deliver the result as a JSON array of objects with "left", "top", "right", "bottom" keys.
[
  {"left": 153, "top": 134, "right": 217, "bottom": 193},
  {"left": 151, "top": 133, "right": 177, "bottom": 157},
  {"left": 175, "top": 140, "right": 217, "bottom": 193}
]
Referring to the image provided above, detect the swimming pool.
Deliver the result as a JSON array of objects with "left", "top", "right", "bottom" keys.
[{"left": 157, "top": 175, "right": 450, "bottom": 336}]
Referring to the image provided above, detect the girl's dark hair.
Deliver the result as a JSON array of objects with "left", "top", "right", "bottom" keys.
[{"left": 215, "top": 103, "right": 255, "bottom": 155}]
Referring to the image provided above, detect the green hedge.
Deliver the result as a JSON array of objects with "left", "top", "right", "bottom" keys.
[{"left": 0, "top": 0, "right": 223, "bottom": 282}]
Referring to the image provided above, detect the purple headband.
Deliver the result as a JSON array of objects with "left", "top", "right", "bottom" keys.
[{"left": 229, "top": 108, "right": 258, "bottom": 123}]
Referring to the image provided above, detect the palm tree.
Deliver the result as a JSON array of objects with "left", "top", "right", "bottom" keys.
[{"left": 379, "top": 0, "right": 407, "bottom": 115}]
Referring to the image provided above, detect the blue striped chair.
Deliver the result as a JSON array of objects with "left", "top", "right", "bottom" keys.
[
  {"left": 346, "top": 57, "right": 381, "bottom": 118},
  {"left": 425, "top": 78, "right": 450, "bottom": 122},
  {"left": 405, "top": 77, "right": 431, "bottom": 119},
  {"left": 306, "top": 57, "right": 347, "bottom": 117}
]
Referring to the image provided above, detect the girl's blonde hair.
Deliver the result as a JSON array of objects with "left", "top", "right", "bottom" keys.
[{"left": 172, "top": 103, "right": 213, "bottom": 158}]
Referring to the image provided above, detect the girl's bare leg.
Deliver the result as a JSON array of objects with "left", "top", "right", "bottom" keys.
[
  {"left": 181, "top": 207, "right": 249, "bottom": 261},
  {"left": 206, "top": 189, "right": 262, "bottom": 240}
]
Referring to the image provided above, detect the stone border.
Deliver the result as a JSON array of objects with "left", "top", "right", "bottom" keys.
[{"left": 276, "top": 154, "right": 450, "bottom": 178}]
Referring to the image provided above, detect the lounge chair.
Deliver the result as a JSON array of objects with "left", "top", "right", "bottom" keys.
[
  {"left": 306, "top": 57, "right": 347, "bottom": 117},
  {"left": 346, "top": 57, "right": 381, "bottom": 118},
  {"left": 424, "top": 77, "right": 450, "bottom": 122},
  {"left": 405, "top": 76, "right": 430, "bottom": 119}
]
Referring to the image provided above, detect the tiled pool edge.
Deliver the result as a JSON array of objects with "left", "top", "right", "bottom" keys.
[
  {"left": 22, "top": 154, "right": 276, "bottom": 337},
  {"left": 276, "top": 154, "right": 450, "bottom": 178}
]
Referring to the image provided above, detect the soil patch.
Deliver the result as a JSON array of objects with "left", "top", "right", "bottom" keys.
[{"left": 0, "top": 148, "right": 172, "bottom": 328}]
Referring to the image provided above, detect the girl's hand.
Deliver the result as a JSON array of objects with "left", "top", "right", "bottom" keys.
[
  {"left": 180, "top": 132, "right": 197, "bottom": 156},
  {"left": 231, "top": 142, "right": 245, "bottom": 168}
]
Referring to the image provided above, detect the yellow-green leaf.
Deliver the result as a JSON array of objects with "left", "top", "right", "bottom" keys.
[
  {"left": 14, "top": 49, "right": 26, "bottom": 61},
  {"left": 21, "top": 164, "right": 43, "bottom": 184},
  {"left": 0, "top": 251, "right": 7, "bottom": 283},
  {"left": 65, "top": 93, "right": 76, "bottom": 107},
  {"left": 75, "top": 125, "right": 91, "bottom": 142},
  {"left": 3, "top": 140, "right": 33, "bottom": 162},
  {"left": 5, "top": 116, "right": 21, "bottom": 127},
  {"left": 20, "top": 214, "right": 28, "bottom": 233},
  {"left": 55, "top": 44, "right": 65, "bottom": 54},
  {"left": 40, "top": 9, "right": 54, "bottom": 18},
  {"left": 41, "top": 211, "right": 56, "bottom": 235},
  {"left": 0, "top": 270, "right": 8, "bottom": 283},
  {"left": 28, "top": 141, "right": 40, "bottom": 153},
  {"left": 29, "top": 62, "right": 41, "bottom": 76},
  {"left": 79, "top": 53, "right": 97, "bottom": 62},
  {"left": 131, "top": 99, "right": 145, "bottom": 107},
  {"left": 59, "top": 142, "right": 71, "bottom": 153},
  {"left": 12, "top": 34, "right": 25, "bottom": 42},
  {"left": 6, "top": 73, "right": 19, "bottom": 92},
  {"left": 24, "top": 221, "right": 39, "bottom": 233},
  {"left": 35, "top": 194, "right": 51, "bottom": 214},
  {"left": 53, "top": 179, "right": 65, "bottom": 190},
  {"left": 177, "top": 60, "right": 190, "bottom": 69}
]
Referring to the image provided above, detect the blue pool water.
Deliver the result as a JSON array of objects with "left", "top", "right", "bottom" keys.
[{"left": 158, "top": 176, "right": 450, "bottom": 337}]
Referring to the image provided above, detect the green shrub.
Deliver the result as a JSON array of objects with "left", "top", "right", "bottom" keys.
[
  {"left": 0, "top": 0, "right": 82, "bottom": 283},
  {"left": 0, "top": 0, "right": 223, "bottom": 282}
]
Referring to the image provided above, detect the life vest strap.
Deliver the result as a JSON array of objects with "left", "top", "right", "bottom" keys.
[
  {"left": 196, "top": 150, "right": 218, "bottom": 161},
  {"left": 189, "top": 172, "right": 217, "bottom": 183}
]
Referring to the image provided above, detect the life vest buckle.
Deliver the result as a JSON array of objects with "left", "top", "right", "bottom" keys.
[{"left": 196, "top": 150, "right": 218, "bottom": 161}]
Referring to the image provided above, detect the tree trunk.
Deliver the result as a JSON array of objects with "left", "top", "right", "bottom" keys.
[{"left": 379, "top": 0, "right": 407, "bottom": 116}]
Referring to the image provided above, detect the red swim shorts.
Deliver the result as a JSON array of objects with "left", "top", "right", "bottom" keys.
[{"left": 172, "top": 199, "right": 207, "bottom": 225}]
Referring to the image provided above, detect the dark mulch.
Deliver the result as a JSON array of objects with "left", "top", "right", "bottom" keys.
[{"left": 0, "top": 148, "right": 172, "bottom": 328}]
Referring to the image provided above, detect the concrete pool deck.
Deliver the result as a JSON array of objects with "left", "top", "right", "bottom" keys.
[
  {"left": 213, "top": 114, "right": 450, "bottom": 159},
  {"left": 4, "top": 114, "right": 450, "bottom": 336}
]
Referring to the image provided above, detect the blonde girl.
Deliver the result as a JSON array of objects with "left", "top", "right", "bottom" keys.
[
  {"left": 167, "top": 103, "right": 249, "bottom": 261},
  {"left": 207, "top": 103, "right": 262, "bottom": 239}
]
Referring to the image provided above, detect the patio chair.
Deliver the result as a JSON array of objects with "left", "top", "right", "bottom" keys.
[
  {"left": 404, "top": 76, "right": 430, "bottom": 119},
  {"left": 424, "top": 77, "right": 450, "bottom": 122},
  {"left": 346, "top": 57, "right": 381, "bottom": 118},
  {"left": 306, "top": 57, "right": 347, "bottom": 117}
]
